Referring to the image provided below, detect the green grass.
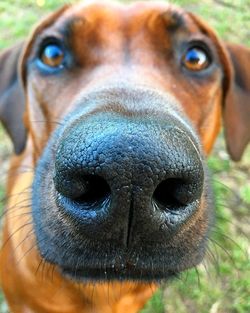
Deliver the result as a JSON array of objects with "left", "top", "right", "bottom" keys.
[{"left": 0, "top": 1, "right": 249, "bottom": 313}]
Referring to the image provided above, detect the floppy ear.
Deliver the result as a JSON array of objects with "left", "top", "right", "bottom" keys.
[
  {"left": 0, "top": 42, "right": 27, "bottom": 154},
  {"left": 188, "top": 13, "right": 250, "bottom": 161},
  {"left": 223, "top": 43, "right": 250, "bottom": 161}
]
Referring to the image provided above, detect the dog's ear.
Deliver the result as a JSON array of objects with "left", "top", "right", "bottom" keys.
[
  {"left": 188, "top": 13, "right": 250, "bottom": 161},
  {"left": 0, "top": 42, "right": 27, "bottom": 154},
  {"left": 223, "top": 43, "right": 250, "bottom": 161}
]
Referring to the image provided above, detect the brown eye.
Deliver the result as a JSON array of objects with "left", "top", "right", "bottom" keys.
[
  {"left": 182, "top": 47, "right": 210, "bottom": 71},
  {"left": 40, "top": 44, "right": 64, "bottom": 68}
]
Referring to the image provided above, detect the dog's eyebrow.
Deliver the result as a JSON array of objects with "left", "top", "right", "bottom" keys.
[
  {"left": 59, "top": 16, "right": 86, "bottom": 38},
  {"left": 161, "top": 10, "right": 185, "bottom": 31}
]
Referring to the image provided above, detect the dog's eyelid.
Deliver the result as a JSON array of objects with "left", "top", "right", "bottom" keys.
[
  {"left": 38, "top": 36, "right": 64, "bottom": 51},
  {"left": 37, "top": 29, "right": 63, "bottom": 42},
  {"left": 187, "top": 39, "right": 212, "bottom": 53},
  {"left": 185, "top": 35, "right": 217, "bottom": 57},
  {"left": 190, "top": 43, "right": 212, "bottom": 61}
]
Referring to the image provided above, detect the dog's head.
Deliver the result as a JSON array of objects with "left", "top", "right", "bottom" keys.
[{"left": 0, "top": 1, "right": 250, "bottom": 282}]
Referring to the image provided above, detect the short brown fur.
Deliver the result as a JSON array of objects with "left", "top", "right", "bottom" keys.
[{"left": 0, "top": 2, "right": 250, "bottom": 313}]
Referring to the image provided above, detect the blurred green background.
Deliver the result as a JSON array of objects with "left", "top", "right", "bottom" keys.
[{"left": 0, "top": 1, "right": 249, "bottom": 312}]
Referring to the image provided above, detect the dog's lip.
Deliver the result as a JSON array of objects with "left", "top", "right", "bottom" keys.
[{"left": 60, "top": 264, "right": 179, "bottom": 282}]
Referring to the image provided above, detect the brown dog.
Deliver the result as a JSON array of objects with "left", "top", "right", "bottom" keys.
[{"left": 0, "top": 2, "right": 250, "bottom": 313}]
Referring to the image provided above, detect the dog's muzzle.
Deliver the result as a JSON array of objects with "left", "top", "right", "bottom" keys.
[{"left": 32, "top": 89, "right": 209, "bottom": 281}]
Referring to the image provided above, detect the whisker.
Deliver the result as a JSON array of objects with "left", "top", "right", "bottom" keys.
[
  {"left": 30, "top": 119, "right": 63, "bottom": 126},
  {"left": 194, "top": 266, "right": 201, "bottom": 290},
  {"left": 13, "top": 228, "right": 35, "bottom": 253},
  {"left": 205, "top": 245, "right": 221, "bottom": 277},
  {"left": 209, "top": 238, "right": 238, "bottom": 270},
  {"left": 212, "top": 228, "right": 248, "bottom": 257},
  {"left": 1, "top": 220, "right": 33, "bottom": 250},
  {"left": 0, "top": 200, "right": 31, "bottom": 219},
  {"left": 0, "top": 186, "right": 31, "bottom": 205},
  {"left": 16, "top": 241, "right": 38, "bottom": 265}
]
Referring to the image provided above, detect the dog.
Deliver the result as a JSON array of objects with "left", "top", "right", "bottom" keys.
[{"left": 0, "top": 1, "right": 249, "bottom": 312}]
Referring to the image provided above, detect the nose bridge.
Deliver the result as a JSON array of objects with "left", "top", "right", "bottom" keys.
[
  {"left": 74, "top": 84, "right": 185, "bottom": 128},
  {"left": 81, "top": 66, "right": 164, "bottom": 114},
  {"left": 92, "top": 64, "right": 171, "bottom": 96},
  {"left": 71, "top": 86, "right": 200, "bottom": 156}
]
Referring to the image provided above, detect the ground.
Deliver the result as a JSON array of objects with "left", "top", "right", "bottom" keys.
[{"left": 0, "top": 1, "right": 249, "bottom": 312}]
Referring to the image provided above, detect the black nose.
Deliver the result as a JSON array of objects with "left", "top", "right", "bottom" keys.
[{"left": 54, "top": 114, "right": 204, "bottom": 245}]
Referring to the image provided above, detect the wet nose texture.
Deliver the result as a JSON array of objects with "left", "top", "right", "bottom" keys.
[{"left": 54, "top": 114, "right": 204, "bottom": 246}]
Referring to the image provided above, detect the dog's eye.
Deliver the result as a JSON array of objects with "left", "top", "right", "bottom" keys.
[
  {"left": 40, "top": 44, "right": 64, "bottom": 68},
  {"left": 182, "top": 47, "right": 210, "bottom": 71}
]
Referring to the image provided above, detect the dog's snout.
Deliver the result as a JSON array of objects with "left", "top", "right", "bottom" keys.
[{"left": 53, "top": 113, "right": 204, "bottom": 244}]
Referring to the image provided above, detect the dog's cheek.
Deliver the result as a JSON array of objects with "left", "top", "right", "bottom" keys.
[{"left": 199, "top": 92, "right": 223, "bottom": 155}]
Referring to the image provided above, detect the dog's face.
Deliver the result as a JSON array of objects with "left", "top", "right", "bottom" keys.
[{"left": 1, "top": 1, "right": 250, "bottom": 284}]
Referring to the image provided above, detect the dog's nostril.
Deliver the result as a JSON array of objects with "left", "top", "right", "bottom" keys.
[
  {"left": 73, "top": 175, "right": 111, "bottom": 205},
  {"left": 70, "top": 175, "right": 111, "bottom": 206},
  {"left": 152, "top": 178, "right": 191, "bottom": 210}
]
